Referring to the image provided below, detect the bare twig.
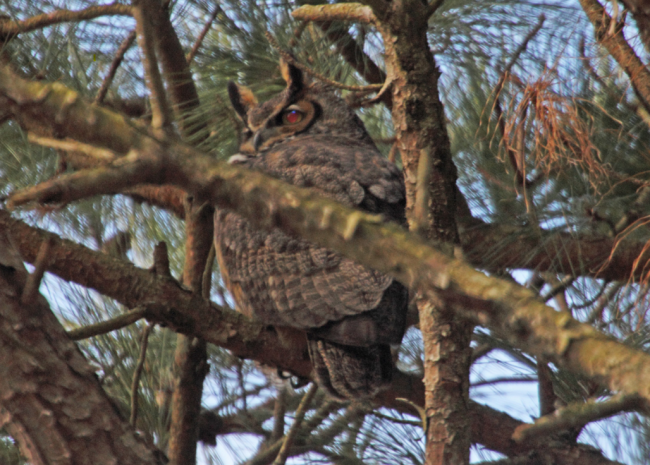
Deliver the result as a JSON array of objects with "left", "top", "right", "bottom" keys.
[
  {"left": 304, "top": 12, "right": 390, "bottom": 106},
  {"left": 513, "top": 393, "right": 643, "bottom": 443},
  {"left": 95, "top": 29, "right": 137, "bottom": 104},
  {"left": 20, "top": 236, "right": 52, "bottom": 305},
  {"left": 130, "top": 323, "right": 154, "bottom": 427},
  {"left": 186, "top": 6, "right": 220, "bottom": 65},
  {"left": 265, "top": 32, "right": 383, "bottom": 92},
  {"left": 201, "top": 244, "right": 215, "bottom": 299},
  {"left": 67, "top": 306, "right": 147, "bottom": 340},
  {"left": 132, "top": 0, "right": 173, "bottom": 132},
  {"left": 0, "top": 4, "right": 132, "bottom": 37},
  {"left": 579, "top": 0, "right": 650, "bottom": 111},
  {"left": 541, "top": 275, "right": 575, "bottom": 302},
  {"left": 28, "top": 133, "right": 118, "bottom": 163},
  {"left": 272, "top": 384, "right": 318, "bottom": 465},
  {"left": 492, "top": 15, "right": 545, "bottom": 188},
  {"left": 578, "top": 37, "right": 642, "bottom": 115},
  {"left": 270, "top": 387, "right": 288, "bottom": 443},
  {"left": 493, "top": 15, "right": 546, "bottom": 101}
]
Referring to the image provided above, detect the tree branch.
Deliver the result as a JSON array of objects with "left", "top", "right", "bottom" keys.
[
  {"left": 67, "top": 306, "right": 147, "bottom": 340},
  {"left": 186, "top": 6, "right": 220, "bottom": 65},
  {"left": 512, "top": 393, "right": 642, "bottom": 443},
  {"left": 3, "top": 69, "right": 650, "bottom": 416},
  {"left": 0, "top": 4, "right": 132, "bottom": 37},
  {"left": 0, "top": 210, "right": 623, "bottom": 463},
  {"left": 95, "top": 29, "right": 137, "bottom": 105},
  {"left": 130, "top": 323, "right": 153, "bottom": 427},
  {"left": 579, "top": 0, "right": 650, "bottom": 110},
  {"left": 132, "top": 0, "right": 173, "bottom": 132},
  {"left": 292, "top": 3, "right": 378, "bottom": 25}
]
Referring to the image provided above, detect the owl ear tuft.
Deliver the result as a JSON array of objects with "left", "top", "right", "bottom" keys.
[
  {"left": 280, "top": 57, "right": 305, "bottom": 99},
  {"left": 228, "top": 82, "right": 258, "bottom": 121}
]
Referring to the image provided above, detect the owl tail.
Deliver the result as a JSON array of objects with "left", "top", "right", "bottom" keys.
[{"left": 307, "top": 338, "right": 393, "bottom": 400}]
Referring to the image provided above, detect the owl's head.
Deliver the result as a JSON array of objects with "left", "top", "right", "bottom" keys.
[{"left": 227, "top": 60, "right": 372, "bottom": 155}]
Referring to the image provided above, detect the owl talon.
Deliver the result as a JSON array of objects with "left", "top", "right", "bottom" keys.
[
  {"left": 290, "top": 376, "right": 310, "bottom": 389},
  {"left": 275, "top": 368, "right": 310, "bottom": 389}
]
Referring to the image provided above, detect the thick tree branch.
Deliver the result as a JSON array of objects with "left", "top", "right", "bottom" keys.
[
  {"left": 0, "top": 210, "right": 621, "bottom": 464},
  {"left": 292, "top": 3, "right": 377, "bottom": 25},
  {"left": 3, "top": 70, "right": 650, "bottom": 417}
]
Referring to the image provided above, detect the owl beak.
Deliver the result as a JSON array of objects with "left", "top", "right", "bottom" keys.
[{"left": 252, "top": 131, "right": 264, "bottom": 151}]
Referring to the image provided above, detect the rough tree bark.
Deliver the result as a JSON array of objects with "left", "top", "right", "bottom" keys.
[
  {"left": 0, "top": 233, "right": 160, "bottom": 465},
  {"left": 301, "top": 2, "right": 474, "bottom": 462}
]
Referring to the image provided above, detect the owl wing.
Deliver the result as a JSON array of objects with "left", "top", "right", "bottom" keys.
[{"left": 214, "top": 136, "right": 407, "bottom": 345}]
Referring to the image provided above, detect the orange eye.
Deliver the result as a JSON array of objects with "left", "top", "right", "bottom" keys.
[{"left": 282, "top": 109, "right": 304, "bottom": 125}]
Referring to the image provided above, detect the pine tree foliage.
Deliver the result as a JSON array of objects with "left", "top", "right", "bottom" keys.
[{"left": 2, "top": 0, "right": 650, "bottom": 464}]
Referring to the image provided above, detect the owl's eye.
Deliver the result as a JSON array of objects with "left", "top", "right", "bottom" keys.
[{"left": 282, "top": 109, "right": 304, "bottom": 125}]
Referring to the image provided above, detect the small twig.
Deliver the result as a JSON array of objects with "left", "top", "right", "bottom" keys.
[
  {"left": 471, "top": 376, "right": 537, "bottom": 387},
  {"left": 132, "top": 0, "right": 173, "bottom": 132},
  {"left": 513, "top": 393, "right": 642, "bottom": 443},
  {"left": 28, "top": 134, "right": 117, "bottom": 163},
  {"left": 186, "top": 6, "right": 220, "bottom": 65},
  {"left": 270, "top": 387, "right": 288, "bottom": 443},
  {"left": 201, "top": 244, "right": 215, "bottom": 299},
  {"left": 95, "top": 29, "right": 137, "bottom": 104},
  {"left": 0, "top": 4, "right": 132, "bottom": 37},
  {"left": 494, "top": 98, "right": 531, "bottom": 187},
  {"left": 491, "top": 16, "right": 545, "bottom": 188},
  {"left": 470, "top": 343, "right": 494, "bottom": 364},
  {"left": 67, "top": 306, "right": 147, "bottom": 340},
  {"left": 265, "top": 32, "right": 383, "bottom": 92},
  {"left": 130, "top": 323, "right": 154, "bottom": 427},
  {"left": 493, "top": 14, "right": 546, "bottom": 101},
  {"left": 541, "top": 275, "right": 575, "bottom": 302},
  {"left": 21, "top": 237, "right": 52, "bottom": 305},
  {"left": 578, "top": 37, "right": 642, "bottom": 116},
  {"left": 615, "top": 185, "right": 650, "bottom": 233},
  {"left": 272, "top": 383, "right": 318, "bottom": 465},
  {"left": 289, "top": 20, "right": 309, "bottom": 47},
  {"left": 587, "top": 283, "right": 622, "bottom": 324},
  {"left": 370, "top": 410, "right": 422, "bottom": 427}
]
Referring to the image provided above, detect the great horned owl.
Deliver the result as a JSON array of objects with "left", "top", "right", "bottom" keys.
[{"left": 214, "top": 61, "right": 408, "bottom": 400}]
